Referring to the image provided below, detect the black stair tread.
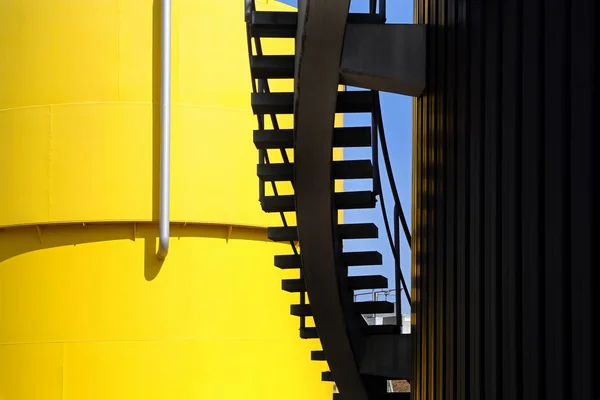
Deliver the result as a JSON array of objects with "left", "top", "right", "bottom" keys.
[
  {"left": 251, "top": 91, "right": 373, "bottom": 115},
  {"left": 250, "top": 55, "right": 295, "bottom": 79},
  {"left": 300, "top": 327, "right": 319, "bottom": 339},
  {"left": 268, "top": 226, "right": 298, "bottom": 242},
  {"left": 274, "top": 250, "right": 382, "bottom": 269},
  {"left": 335, "top": 191, "right": 376, "bottom": 210},
  {"left": 254, "top": 127, "right": 371, "bottom": 149},
  {"left": 261, "top": 195, "right": 295, "bottom": 213},
  {"left": 274, "top": 254, "right": 301, "bottom": 269},
  {"left": 249, "top": 11, "right": 385, "bottom": 38},
  {"left": 268, "top": 223, "right": 378, "bottom": 242},
  {"left": 353, "top": 301, "right": 395, "bottom": 315},
  {"left": 311, "top": 350, "right": 327, "bottom": 361},
  {"left": 257, "top": 160, "right": 373, "bottom": 182},
  {"left": 290, "top": 304, "right": 312, "bottom": 317},
  {"left": 333, "top": 394, "right": 410, "bottom": 400},
  {"left": 262, "top": 191, "right": 375, "bottom": 213},
  {"left": 322, "top": 371, "right": 334, "bottom": 382},
  {"left": 362, "top": 325, "right": 398, "bottom": 335},
  {"left": 248, "top": 11, "right": 297, "bottom": 38},
  {"left": 291, "top": 301, "right": 393, "bottom": 317},
  {"left": 283, "top": 275, "right": 388, "bottom": 292},
  {"left": 347, "top": 275, "right": 388, "bottom": 290},
  {"left": 342, "top": 251, "right": 383, "bottom": 266},
  {"left": 338, "top": 223, "right": 379, "bottom": 239}
]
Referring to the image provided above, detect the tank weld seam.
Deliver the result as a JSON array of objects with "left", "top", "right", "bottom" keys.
[
  {"left": 0, "top": 337, "right": 298, "bottom": 345},
  {"left": 0, "top": 102, "right": 249, "bottom": 113}
]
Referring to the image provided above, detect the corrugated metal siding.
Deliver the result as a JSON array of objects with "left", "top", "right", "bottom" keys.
[{"left": 412, "top": 0, "right": 598, "bottom": 398}]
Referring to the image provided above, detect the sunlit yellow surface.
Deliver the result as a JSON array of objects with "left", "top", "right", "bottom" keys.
[{"left": 0, "top": 0, "right": 331, "bottom": 398}]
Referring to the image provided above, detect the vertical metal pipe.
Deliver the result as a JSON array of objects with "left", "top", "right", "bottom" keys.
[
  {"left": 157, "top": 0, "right": 171, "bottom": 260},
  {"left": 394, "top": 204, "right": 401, "bottom": 330},
  {"left": 380, "top": 0, "right": 387, "bottom": 22}
]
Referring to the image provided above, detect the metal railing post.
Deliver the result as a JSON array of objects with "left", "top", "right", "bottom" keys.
[{"left": 393, "top": 204, "right": 401, "bottom": 330}]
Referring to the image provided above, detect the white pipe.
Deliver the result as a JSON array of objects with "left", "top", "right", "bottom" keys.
[{"left": 157, "top": 0, "right": 171, "bottom": 260}]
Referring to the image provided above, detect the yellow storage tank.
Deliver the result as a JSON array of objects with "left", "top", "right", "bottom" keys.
[{"left": 0, "top": 0, "right": 330, "bottom": 399}]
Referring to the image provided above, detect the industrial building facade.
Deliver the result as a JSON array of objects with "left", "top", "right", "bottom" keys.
[{"left": 412, "top": 0, "right": 598, "bottom": 398}]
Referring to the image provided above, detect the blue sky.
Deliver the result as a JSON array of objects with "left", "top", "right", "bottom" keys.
[{"left": 278, "top": 0, "right": 414, "bottom": 313}]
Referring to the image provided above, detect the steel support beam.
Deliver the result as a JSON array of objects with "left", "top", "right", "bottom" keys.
[
  {"left": 293, "top": 0, "right": 369, "bottom": 399},
  {"left": 341, "top": 24, "right": 426, "bottom": 97},
  {"left": 359, "top": 333, "right": 412, "bottom": 380}
]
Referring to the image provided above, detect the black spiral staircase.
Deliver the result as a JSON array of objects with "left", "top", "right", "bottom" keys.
[{"left": 245, "top": 1, "right": 419, "bottom": 399}]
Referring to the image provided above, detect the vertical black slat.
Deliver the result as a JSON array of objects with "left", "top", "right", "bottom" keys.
[
  {"left": 444, "top": 0, "right": 457, "bottom": 396},
  {"left": 520, "top": 0, "right": 545, "bottom": 397},
  {"left": 455, "top": 0, "right": 469, "bottom": 396},
  {"left": 412, "top": 98, "right": 422, "bottom": 400},
  {"left": 426, "top": 1, "right": 438, "bottom": 399},
  {"left": 468, "top": 0, "right": 485, "bottom": 398},
  {"left": 543, "top": 0, "right": 570, "bottom": 397},
  {"left": 569, "top": 0, "right": 595, "bottom": 398},
  {"left": 500, "top": 0, "right": 522, "bottom": 397},
  {"left": 434, "top": 0, "right": 447, "bottom": 397},
  {"left": 413, "top": 38, "right": 423, "bottom": 400},
  {"left": 412, "top": 1, "right": 425, "bottom": 394},
  {"left": 419, "top": 1, "right": 433, "bottom": 397},
  {"left": 483, "top": 0, "right": 502, "bottom": 396}
]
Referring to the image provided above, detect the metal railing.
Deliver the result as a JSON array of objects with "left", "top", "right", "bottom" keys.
[{"left": 371, "top": 90, "right": 412, "bottom": 322}]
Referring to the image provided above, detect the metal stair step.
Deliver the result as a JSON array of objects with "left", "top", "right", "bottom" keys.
[
  {"left": 347, "top": 275, "right": 388, "bottom": 290},
  {"left": 311, "top": 350, "right": 327, "bottom": 361},
  {"left": 251, "top": 91, "right": 374, "bottom": 115},
  {"left": 248, "top": 11, "right": 297, "bottom": 38},
  {"left": 353, "top": 301, "right": 395, "bottom": 315},
  {"left": 334, "top": 191, "right": 376, "bottom": 210},
  {"left": 268, "top": 223, "right": 378, "bottom": 242},
  {"left": 342, "top": 251, "right": 383, "bottom": 266},
  {"left": 338, "top": 223, "right": 379, "bottom": 239},
  {"left": 290, "top": 304, "right": 312, "bottom": 316},
  {"left": 261, "top": 195, "right": 295, "bottom": 213},
  {"left": 362, "top": 325, "right": 398, "bottom": 335},
  {"left": 299, "top": 327, "right": 319, "bottom": 339},
  {"left": 248, "top": 11, "right": 385, "bottom": 38},
  {"left": 268, "top": 226, "right": 298, "bottom": 242},
  {"left": 274, "top": 250, "right": 382, "bottom": 269},
  {"left": 250, "top": 55, "right": 294, "bottom": 79},
  {"left": 254, "top": 127, "right": 371, "bottom": 149},
  {"left": 322, "top": 371, "right": 334, "bottom": 382},
  {"left": 291, "top": 301, "right": 393, "bottom": 317},
  {"left": 257, "top": 160, "right": 373, "bottom": 182},
  {"left": 283, "top": 275, "right": 388, "bottom": 292},
  {"left": 274, "top": 254, "right": 301, "bottom": 269},
  {"left": 262, "top": 191, "right": 375, "bottom": 213}
]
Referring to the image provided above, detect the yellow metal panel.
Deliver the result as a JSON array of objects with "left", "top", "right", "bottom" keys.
[
  {"left": 0, "top": 0, "right": 300, "bottom": 228},
  {"left": 0, "top": 107, "right": 51, "bottom": 225},
  {"left": 0, "top": 343, "right": 64, "bottom": 400},
  {"left": 0, "top": 223, "right": 330, "bottom": 399},
  {"left": 0, "top": 0, "right": 333, "bottom": 398}
]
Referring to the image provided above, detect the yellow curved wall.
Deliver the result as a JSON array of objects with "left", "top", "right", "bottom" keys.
[{"left": 0, "top": 0, "right": 329, "bottom": 399}]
